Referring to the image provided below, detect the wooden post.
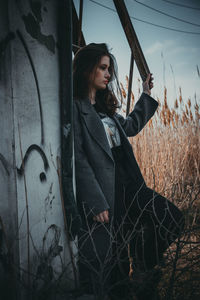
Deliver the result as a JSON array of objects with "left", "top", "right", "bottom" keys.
[
  {"left": 113, "top": 0, "right": 150, "bottom": 82},
  {"left": 78, "top": 0, "right": 83, "bottom": 47}
]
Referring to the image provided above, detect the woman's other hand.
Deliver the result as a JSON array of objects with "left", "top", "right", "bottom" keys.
[
  {"left": 143, "top": 73, "right": 154, "bottom": 95},
  {"left": 93, "top": 210, "right": 109, "bottom": 223}
]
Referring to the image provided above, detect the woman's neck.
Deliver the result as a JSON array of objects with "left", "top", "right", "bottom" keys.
[{"left": 88, "top": 88, "right": 96, "bottom": 104}]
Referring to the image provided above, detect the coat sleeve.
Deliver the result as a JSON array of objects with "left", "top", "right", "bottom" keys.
[
  {"left": 115, "top": 92, "right": 158, "bottom": 137},
  {"left": 73, "top": 102, "right": 110, "bottom": 217}
]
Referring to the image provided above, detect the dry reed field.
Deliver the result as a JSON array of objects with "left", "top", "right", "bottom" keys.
[{"left": 120, "top": 78, "right": 200, "bottom": 300}]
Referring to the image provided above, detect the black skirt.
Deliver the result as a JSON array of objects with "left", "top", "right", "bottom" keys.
[{"left": 111, "top": 145, "right": 184, "bottom": 270}]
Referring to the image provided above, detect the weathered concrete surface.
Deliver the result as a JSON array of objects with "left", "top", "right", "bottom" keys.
[{"left": 0, "top": 1, "right": 77, "bottom": 298}]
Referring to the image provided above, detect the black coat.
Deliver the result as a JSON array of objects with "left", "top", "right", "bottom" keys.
[
  {"left": 73, "top": 92, "right": 158, "bottom": 219},
  {"left": 74, "top": 92, "right": 184, "bottom": 273}
]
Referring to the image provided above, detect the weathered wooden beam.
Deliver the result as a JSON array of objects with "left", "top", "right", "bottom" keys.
[
  {"left": 58, "top": 0, "right": 82, "bottom": 240},
  {"left": 113, "top": 0, "right": 150, "bottom": 82}
]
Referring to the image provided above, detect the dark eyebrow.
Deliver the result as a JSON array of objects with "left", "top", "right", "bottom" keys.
[{"left": 100, "top": 63, "right": 110, "bottom": 67}]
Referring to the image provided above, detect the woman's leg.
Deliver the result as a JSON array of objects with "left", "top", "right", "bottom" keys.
[
  {"left": 78, "top": 221, "right": 113, "bottom": 296},
  {"left": 108, "top": 174, "right": 133, "bottom": 299}
]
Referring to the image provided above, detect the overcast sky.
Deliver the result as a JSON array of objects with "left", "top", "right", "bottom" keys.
[{"left": 73, "top": 0, "right": 200, "bottom": 107}]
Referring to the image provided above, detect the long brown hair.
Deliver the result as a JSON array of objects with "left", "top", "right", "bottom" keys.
[{"left": 73, "top": 43, "right": 122, "bottom": 116}]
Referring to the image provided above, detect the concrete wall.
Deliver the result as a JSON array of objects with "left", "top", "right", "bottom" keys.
[{"left": 0, "top": 1, "right": 76, "bottom": 298}]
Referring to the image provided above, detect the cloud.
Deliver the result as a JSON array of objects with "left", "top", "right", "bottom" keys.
[
  {"left": 145, "top": 40, "right": 174, "bottom": 55},
  {"left": 169, "top": 46, "right": 187, "bottom": 55},
  {"left": 190, "top": 47, "right": 200, "bottom": 54},
  {"left": 167, "top": 46, "right": 200, "bottom": 56},
  {"left": 174, "top": 61, "right": 188, "bottom": 68},
  {"left": 145, "top": 42, "right": 163, "bottom": 55},
  {"left": 144, "top": 40, "right": 200, "bottom": 58}
]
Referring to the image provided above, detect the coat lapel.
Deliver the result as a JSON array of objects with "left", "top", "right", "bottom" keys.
[{"left": 80, "top": 98, "right": 114, "bottom": 162}]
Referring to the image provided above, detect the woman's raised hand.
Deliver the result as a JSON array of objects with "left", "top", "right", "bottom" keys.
[
  {"left": 93, "top": 210, "right": 109, "bottom": 223},
  {"left": 143, "top": 73, "right": 154, "bottom": 95}
]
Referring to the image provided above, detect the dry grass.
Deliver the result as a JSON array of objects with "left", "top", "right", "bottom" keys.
[{"left": 120, "top": 78, "right": 200, "bottom": 299}]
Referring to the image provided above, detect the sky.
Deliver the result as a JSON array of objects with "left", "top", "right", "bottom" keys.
[{"left": 73, "top": 0, "right": 200, "bottom": 108}]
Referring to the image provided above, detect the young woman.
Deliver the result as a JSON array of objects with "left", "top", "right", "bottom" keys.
[{"left": 73, "top": 43, "right": 184, "bottom": 299}]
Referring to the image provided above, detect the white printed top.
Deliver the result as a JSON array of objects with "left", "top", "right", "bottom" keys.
[{"left": 99, "top": 113, "right": 121, "bottom": 148}]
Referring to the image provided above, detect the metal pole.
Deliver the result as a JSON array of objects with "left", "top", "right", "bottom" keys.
[
  {"left": 78, "top": 0, "right": 83, "bottom": 47},
  {"left": 58, "top": 0, "right": 82, "bottom": 288},
  {"left": 126, "top": 52, "right": 134, "bottom": 116},
  {"left": 72, "top": 0, "right": 86, "bottom": 53},
  {"left": 58, "top": 0, "right": 82, "bottom": 238}
]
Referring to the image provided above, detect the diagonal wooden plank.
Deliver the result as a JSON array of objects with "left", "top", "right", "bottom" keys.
[{"left": 113, "top": 0, "right": 150, "bottom": 82}]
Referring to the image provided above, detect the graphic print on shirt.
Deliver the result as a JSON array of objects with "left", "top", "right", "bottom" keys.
[{"left": 101, "top": 117, "right": 121, "bottom": 148}]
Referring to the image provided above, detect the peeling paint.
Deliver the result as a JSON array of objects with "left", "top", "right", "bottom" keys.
[
  {"left": 0, "top": 31, "right": 15, "bottom": 80},
  {"left": 0, "top": 32, "right": 15, "bottom": 59},
  {"left": 22, "top": 13, "right": 55, "bottom": 53},
  {"left": 30, "top": 0, "right": 43, "bottom": 23}
]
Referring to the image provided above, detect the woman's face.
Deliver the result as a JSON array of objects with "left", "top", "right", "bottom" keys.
[{"left": 89, "top": 55, "right": 111, "bottom": 92}]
